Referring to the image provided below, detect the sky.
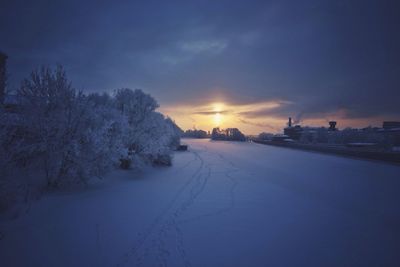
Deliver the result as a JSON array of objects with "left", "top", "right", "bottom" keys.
[{"left": 1, "top": 0, "right": 399, "bottom": 134}]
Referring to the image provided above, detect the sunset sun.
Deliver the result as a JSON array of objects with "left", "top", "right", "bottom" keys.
[{"left": 213, "top": 112, "right": 222, "bottom": 126}]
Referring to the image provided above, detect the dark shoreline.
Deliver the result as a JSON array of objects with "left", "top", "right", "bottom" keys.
[{"left": 252, "top": 140, "right": 400, "bottom": 165}]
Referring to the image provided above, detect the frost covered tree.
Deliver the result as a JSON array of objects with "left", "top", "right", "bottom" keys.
[
  {"left": 87, "top": 92, "right": 130, "bottom": 168},
  {"left": 0, "top": 65, "right": 181, "bottom": 211},
  {"left": 113, "top": 88, "right": 181, "bottom": 166},
  {"left": 16, "top": 66, "right": 93, "bottom": 187}
]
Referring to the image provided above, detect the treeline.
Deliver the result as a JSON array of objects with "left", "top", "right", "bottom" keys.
[
  {"left": 0, "top": 65, "right": 181, "bottom": 211},
  {"left": 211, "top": 127, "right": 246, "bottom": 141},
  {"left": 182, "top": 129, "right": 209, "bottom": 138}
]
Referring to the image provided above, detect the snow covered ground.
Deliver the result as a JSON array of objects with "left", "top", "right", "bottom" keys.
[{"left": 1, "top": 139, "right": 400, "bottom": 267}]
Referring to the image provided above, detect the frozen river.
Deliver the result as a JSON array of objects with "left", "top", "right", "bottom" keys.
[{"left": 1, "top": 139, "right": 400, "bottom": 266}]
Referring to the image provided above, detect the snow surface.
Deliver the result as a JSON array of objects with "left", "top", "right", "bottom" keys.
[{"left": 1, "top": 139, "right": 400, "bottom": 267}]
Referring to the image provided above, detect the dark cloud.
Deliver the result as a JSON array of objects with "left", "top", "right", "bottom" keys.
[{"left": 1, "top": 0, "right": 399, "bottom": 123}]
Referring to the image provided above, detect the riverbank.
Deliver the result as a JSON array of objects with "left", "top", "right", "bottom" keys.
[{"left": 252, "top": 139, "right": 400, "bottom": 164}]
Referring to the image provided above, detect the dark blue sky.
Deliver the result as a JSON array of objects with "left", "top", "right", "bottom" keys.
[{"left": 1, "top": 0, "right": 399, "bottom": 130}]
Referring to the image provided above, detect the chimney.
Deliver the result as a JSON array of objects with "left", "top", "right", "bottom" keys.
[{"left": 288, "top": 117, "right": 292, "bottom": 127}]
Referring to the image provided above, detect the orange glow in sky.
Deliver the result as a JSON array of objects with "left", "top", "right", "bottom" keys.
[
  {"left": 159, "top": 100, "right": 391, "bottom": 135},
  {"left": 160, "top": 100, "right": 290, "bottom": 134}
]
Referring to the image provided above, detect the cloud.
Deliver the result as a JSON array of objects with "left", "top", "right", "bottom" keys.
[
  {"left": 193, "top": 110, "right": 230, "bottom": 115},
  {"left": 1, "top": 0, "right": 400, "bottom": 128},
  {"left": 187, "top": 100, "right": 290, "bottom": 117},
  {"left": 180, "top": 40, "right": 227, "bottom": 54}
]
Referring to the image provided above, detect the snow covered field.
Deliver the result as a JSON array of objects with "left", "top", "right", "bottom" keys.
[{"left": 1, "top": 139, "right": 400, "bottom": 267}]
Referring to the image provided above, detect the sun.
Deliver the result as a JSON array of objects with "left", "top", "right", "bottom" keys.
[{"left": 213, "top": 112, "right": 222, "bottom": 126}]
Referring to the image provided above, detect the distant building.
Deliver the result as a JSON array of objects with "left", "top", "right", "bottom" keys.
[
  {"left": 258, "top": 132, "right": 274, "bottom": 141},
  {"left": 381, "top": 122, "right": 400, "bottom": 148},
  {"left": 271, "top": 134, "right": 292, "bottom": 142},
  {"left": 284, "top": 125, "right": 303, "bottom": 140},
  {"left": 383, "top": 121, "right": 400, "bottom": 130},
  {"left": 276, "top": 117, "right": 400, "bottom": 150},
  {"left": 284, "top": 118, "right": 339, "bottom": 139},
  {"left": 284, "top": 117, "right": 303, "bottom": 140}
]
